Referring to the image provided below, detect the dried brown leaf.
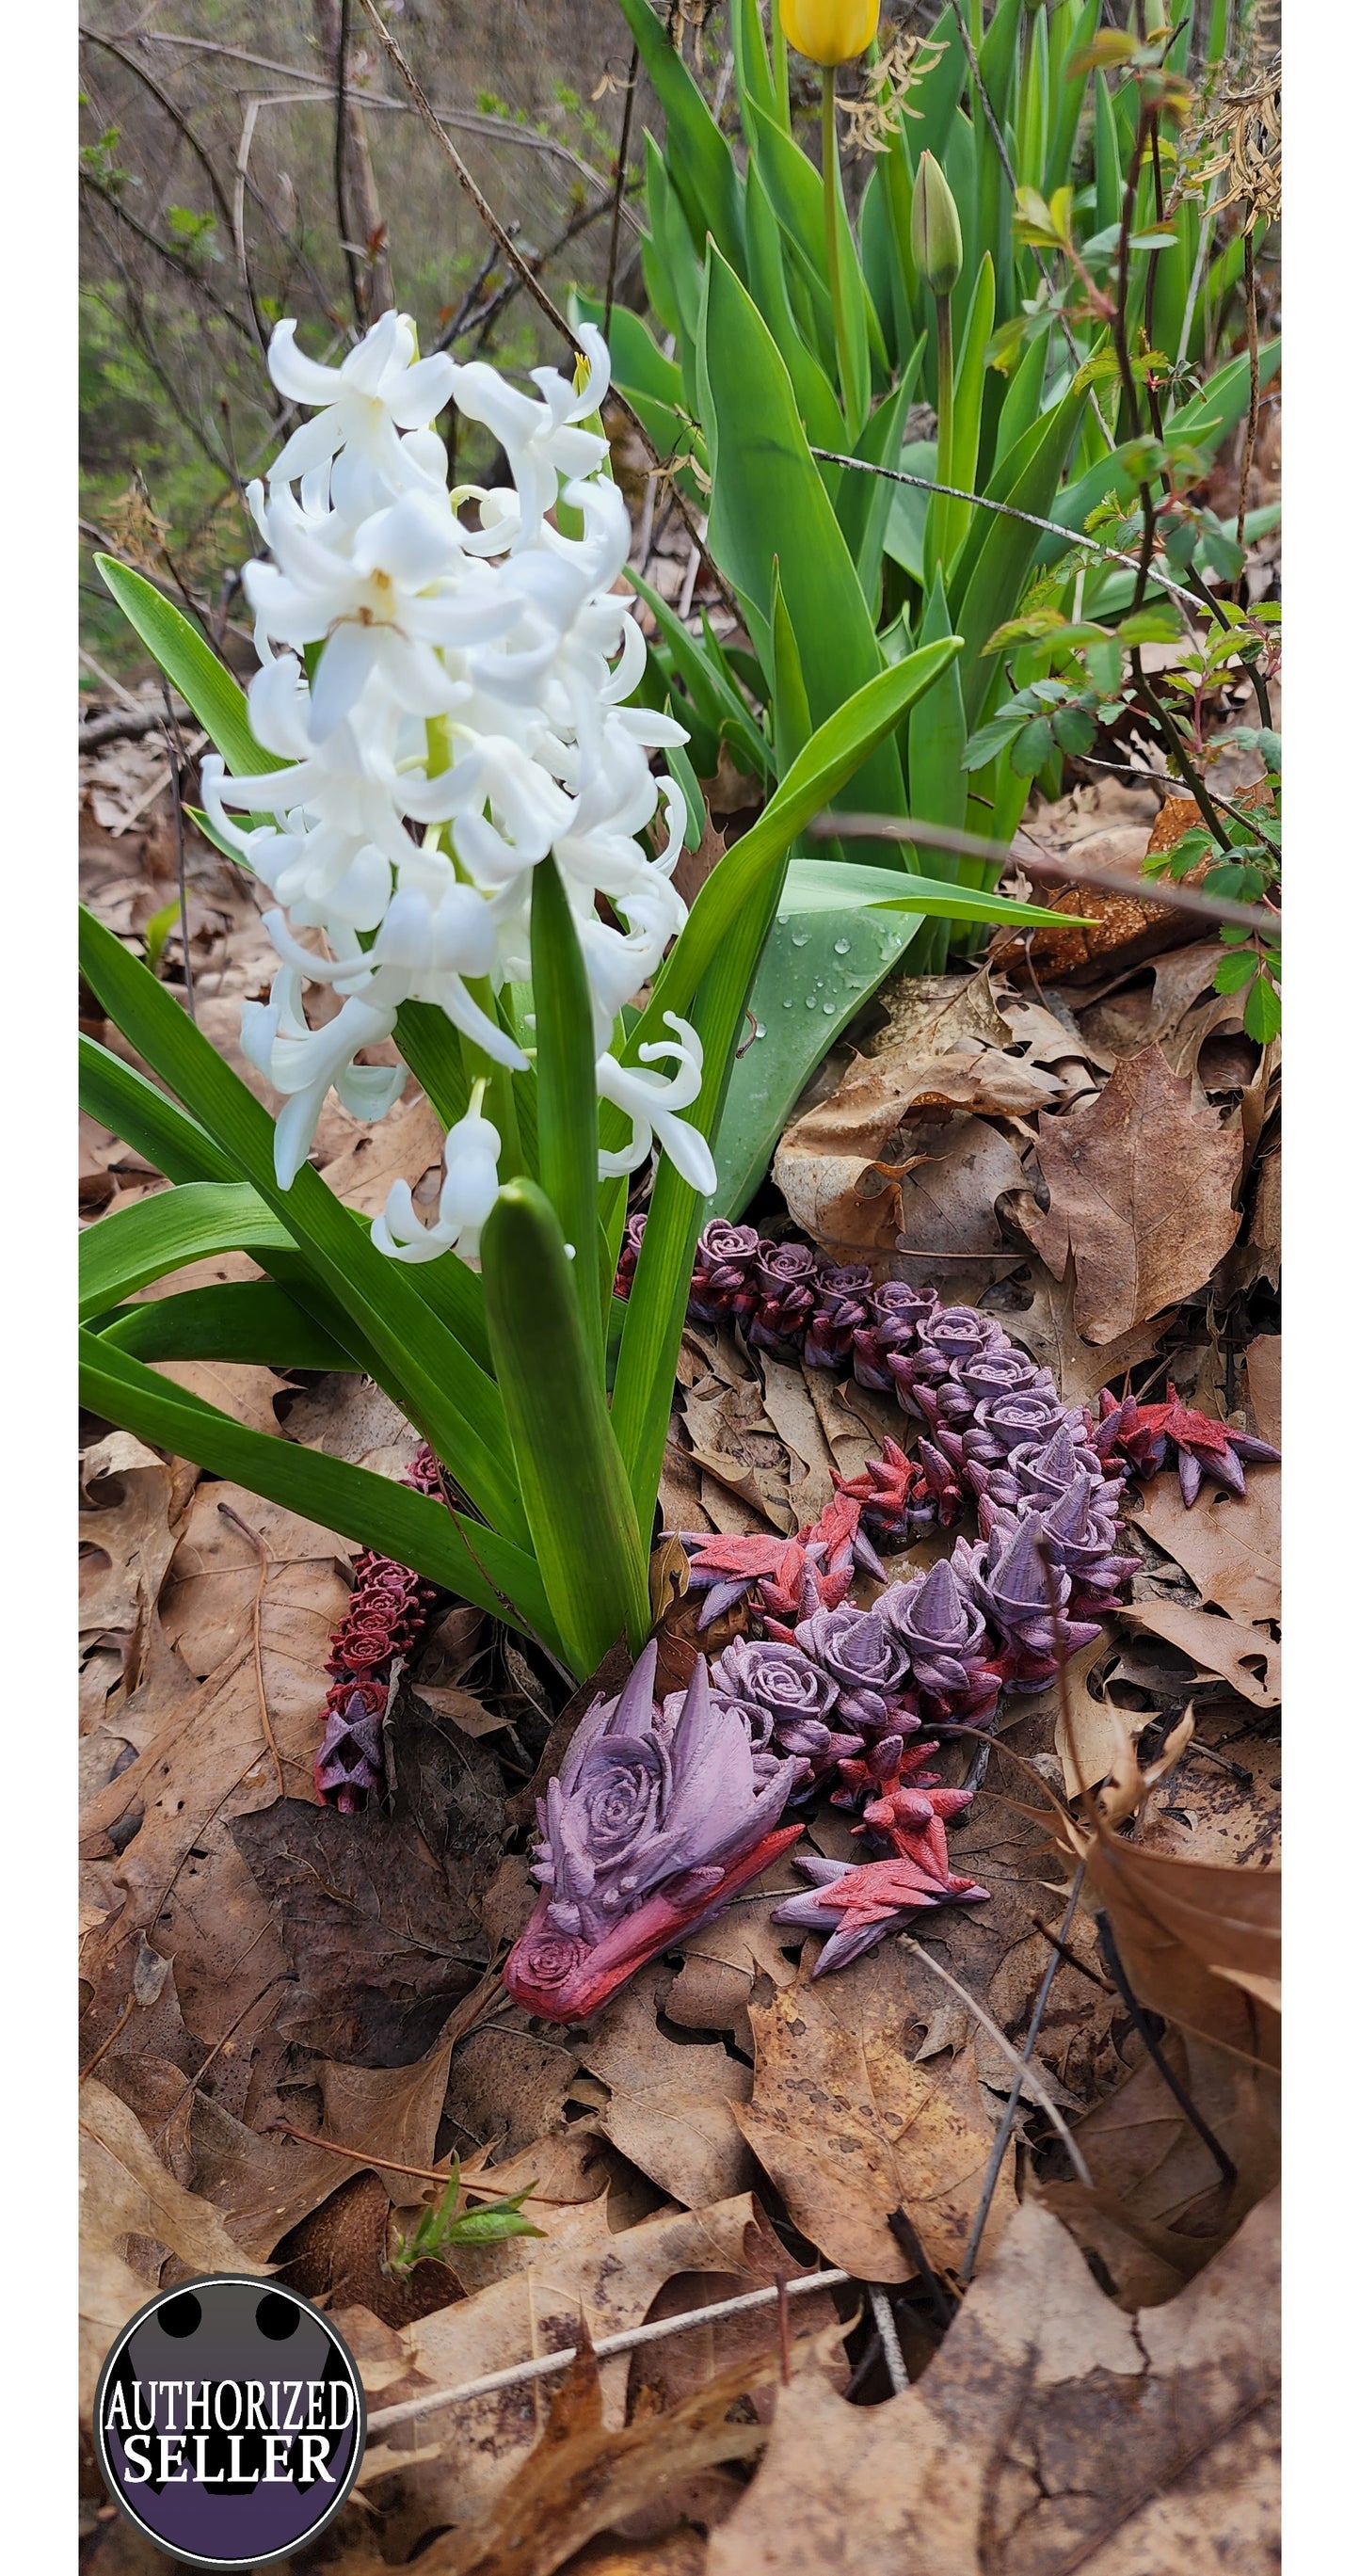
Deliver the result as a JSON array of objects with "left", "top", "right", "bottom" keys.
[
  {"left": 707, "top": 2188, "right": 1279, "bottom": 2575},
  {"left": 579, "top": 1965, "right": 756, "bottom": 2209},
  {"left": 732, "top": 1950, "right": 1017, "bottom": 2283},
  {"left": 1016, "top": 1047, "right": 1242, "bottom": 1342}
]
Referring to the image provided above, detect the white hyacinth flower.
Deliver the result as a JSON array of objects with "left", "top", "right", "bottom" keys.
[
  {"left": 266, "top": 312, "right": 456, "bottom": 515},
  {"left": 372, "top": 1092, "right": 502, "bottom": 1265},
  {"left": 449, "top": 325, "right": 611, "bottom": 536},
  {"left": 595, "top": 1014, "right": 716, "bottom": 1197}
]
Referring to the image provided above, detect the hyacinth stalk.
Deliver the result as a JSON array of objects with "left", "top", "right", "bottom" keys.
[{"left": 80, "top": 310, "right": 972, "bottom": 1689}]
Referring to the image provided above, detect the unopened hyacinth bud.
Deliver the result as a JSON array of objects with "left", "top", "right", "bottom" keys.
[
  {"left": 879, "top": 1558, "right": 1004, "bottom": 1721},
  {"left": 911, "top": 151, "right": 964, "bottom": 296},
  {"left": 792, "top": 1603, "right": 915, "bottom": 1733},
  {"left": 779, "top": 0, "right": 879, "bottom": 68}
]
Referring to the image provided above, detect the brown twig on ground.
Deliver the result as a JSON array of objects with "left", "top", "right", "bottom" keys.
[
  {"left": 959, "top": 1868, "right": 1088, "bottom": 2285},
  {"left": 365, "top": 2267, "right": 854, "bottom": 2434},
  {"left": 216, "top": 1502, "right": 284, "bottom": 1797},
  {"left": 1093, "top": 1910, "right": 1239, "bottom": 2188},
  {"left": 886, "top": 2205, "right": 955, "bottom": 2328},
  {"left": 904, "top": 1941, "right": 1093, "bottom": 2189}
]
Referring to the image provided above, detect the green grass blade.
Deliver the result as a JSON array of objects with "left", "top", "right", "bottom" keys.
[
  {"left": 80, "top": 1036, "right": 237, "bottom": 1186},
  {"left": 630, "top": 636, "right": 964, "bottom": 1049},
  {"left": 481, "top": 1180, "right": 650, "bottom": 1677},
  {"left": 95, "top": 557, "right": 284, "bottom": 776}
]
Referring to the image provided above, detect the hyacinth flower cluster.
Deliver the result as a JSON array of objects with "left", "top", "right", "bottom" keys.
[{"left": 201, "top": 309, "right": 714, "bottom": 1221}]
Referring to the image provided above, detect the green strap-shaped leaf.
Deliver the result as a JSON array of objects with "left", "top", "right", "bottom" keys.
[
  {"left": 612, "top": 869, "right": 782, "bottom": 1534},
  {"left": 95, "top": 557, "right": 284, "bottom": 777},
  {"left": 628, "top": 636, "right": 964, "bottom": 1057},
  {"left": 79, "top": 906, "right": 525, "bottom": 1544},
  {"left": 80, "top": 1181, "right": 296, "bottom": 1320},
  {"left": 481, "top": 1180, "right": 650, "bottom": 1678},
  {"left": 80, "top": 1036, "right": 237, "bottom": 1186},
  {"left": 615, "top": 0, "right": 744, "bottom": 275},
  {"left": 698, "top": 248, "right": 905, "bottom": 829},
  {"left": 627, "top": 568, "right": 771, "bottom": 779},
  {"left": 79, "top": 1330, "right": 561, "bottom": 1650},
  {"left": 97, "top": 1281, "right": 355, "bottom": 1369},
  {"left": 952, "top": 380, "right": 1086, "bottom": 722},
  {"left": 530, "top": 859, "right": 604, "bottom": 1376}
]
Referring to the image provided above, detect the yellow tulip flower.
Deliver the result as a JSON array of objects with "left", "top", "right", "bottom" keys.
[{"left": 778, "top": 0, "right": 880, "bottom": 70}]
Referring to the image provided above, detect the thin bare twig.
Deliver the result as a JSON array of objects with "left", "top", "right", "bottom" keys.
[
  {"left": 904, "top": 1941, "right": 1094, "bottom": 2188},
  {"left": 805, "top": 809, "right": 1282, "bottom": 938},
  {"left": 366, "top": 2267, "right": 852, "bottom": 2433},
  {"left": 959, "top": 1866, "right": 1087, "bottom": 2285},
  {"left": 1094, "top": 1911, "right": 1239, "bottom": 2188},
  {"left": 869, "top": 2286, "right": 909, "bottom": 2394},
  {"left": 603, "top": 45, "right": 640, "bottom": 340},
  {"left": 355, "top": 0, "right": 743, "bottom": 630},
  {"left": 216, "top": 1502, "right": 283, "bottom": 1796},
  {"left": 808, "top": 448, "right": 1204, "bottom": 621}
]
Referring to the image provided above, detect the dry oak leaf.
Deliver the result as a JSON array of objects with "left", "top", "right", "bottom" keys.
[
  {"left": 80, "top": 2077, "right": 264, "bottom": 2414},
  {"left": 79, "top": 1432, "right": 181, "bottom": 1660},
  {"left": 707, "top": 2186, "right": 1279, "bottom": 2576},
  {"left": 732, "top": 1949, "right": 1016, "bottom": 2284},
  {"left": 187, "top": 2031, "right": 462, "bottom": 2257},
  {"left": 1116, "top": 1599, "right": 1279, "bottom": 1706},
  {"left": 579, "top": 1965, "right": 757, "bottom": 2210},
  {"left": 999, "top": 1256, "right": 1163, "bottom": 1412},
  {"left": 391, "top": 2195, "right": 787, "bottom": 2545},
  {"left": 1016, "top": 1045, "right": 1242, "bottom": 1342},
  {"left": 1040, "top": 2030, "right": 1279, "bottom": 2311},
  {"left": 413, "top": 2339, "right": 775, "bottom": 2576},
  {"left": 1130, "top": 1463, "right": 1279, "bottom": 1627},
  {"left": 1058, "top": 1812, "right": 1280, "bottom": 2060}
]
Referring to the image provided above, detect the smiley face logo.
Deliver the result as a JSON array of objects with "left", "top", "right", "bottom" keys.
[{"left": 94, "top": 2278, "right": 366, "bottom": 2568}]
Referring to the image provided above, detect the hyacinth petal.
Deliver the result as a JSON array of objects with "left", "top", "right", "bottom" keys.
[
  {"left": 389, "top": 352, "right": 457, "bottom": 426},
  {"left": 266, "top": 319, "right": 346, "bottom": 406},
  {"left": 267, "top": 408, "right": 345, "bottom": 487}
]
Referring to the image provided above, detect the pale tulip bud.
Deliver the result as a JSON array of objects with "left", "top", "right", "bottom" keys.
[{"left": 911, "top": 150, "right": 964, "bottom": 296}]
